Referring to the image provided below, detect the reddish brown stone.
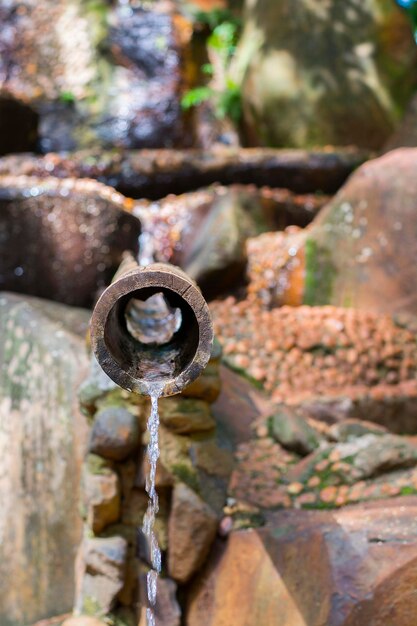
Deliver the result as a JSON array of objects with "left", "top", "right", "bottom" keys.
[
  {"left": 168, "top": 483, "right": 218, "bottom": 584},
  {"left": 187, "top": 498, "right": 417, "bottom": 626}
]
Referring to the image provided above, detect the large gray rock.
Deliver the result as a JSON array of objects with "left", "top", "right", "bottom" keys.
[
  {"left": 0, "top": 293, "right": 90, "bottom": 626},
  {"left": 236, "top": 0, "right": 416, "bottom": 149}
]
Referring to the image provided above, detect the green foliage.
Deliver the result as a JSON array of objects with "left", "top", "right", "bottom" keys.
[
  {"left": 182, "top": 9, "right": 242, "bottom": 125},
  {"left": 216, "top": 78, "right": 242, "bottom": 123},
  {"left": 59, "top": 90, "right": 76, "bottom": 104},
  {"left": 208, "top": 20, "right": 238, "bottom": 60},
  {"left": 182, "top": 86, "right": 214, "bottom": 109}
]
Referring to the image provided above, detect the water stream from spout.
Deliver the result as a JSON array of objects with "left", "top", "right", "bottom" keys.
[{"left": 143, "top": 382, "right": 164, "bottom": 626}]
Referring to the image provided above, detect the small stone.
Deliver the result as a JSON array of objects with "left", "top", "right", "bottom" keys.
[
  {"left": 76, "top": 536, "right": 128, "bottom": 615},
  {"left": 256, "top": 424, "right": 269, "bottom": 438},
  {"left": 320, "top": 486, "right": 337, "bottom": 503},
  {"left": 89, "top": 406, "right": 140, "bottom": 461},
  {"left": 168, "top": 483, "right": 218, "bottom": 584},
  {"left": 219, "top": 516, "right": 234, "bottom": 537},
  {"left": 269, "top": 406, "right": 322, "bottom": 455},
  {"left": 287, "top": 482, "right": 304, "bottom": 495},
  {"left": 82, "top": 466, "right": 121, "bottom": 534},
  {"left": 158, "top": 397, "right": 216, "bottom": 434},
  {"left": 315, "top": 459, "right": 330, "bottom": 472}
]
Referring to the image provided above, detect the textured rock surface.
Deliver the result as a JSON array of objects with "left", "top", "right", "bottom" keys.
[
  {"left": 300, "top": 149, "right": 417, "bottom": 314},
  {"left": 168, "top": 483, "right": 218, "bottom": 584},
  {"left": 75, "top": 536, "right": 128, "bottom": 616},
  {"left": 138, "top": 577, "right": 181, "bottom": 626},
  {"left": 229, "top": 414, "right": 417, "bottom": 511},
  {"left": 0, "top": 176, "right": 140, "bottom": 307},
  {"left": 269, "top": 406, "right": 322, "bottom": 455},
  {"left": 89, "top": 407, "right": 140, "bottom": 461},
  {"left": 187, "top": 498, "right": 417, "bottom": 626},
  {"left": 158, "top": 397, "right": 216, "bottom": 434},
  {"left": 211, "top": 301, "right": 417, "bottom": 428},
  {"left": 82, "top": 462, "right": 121, "bottom": 535},
  {"left": 236, "top": 0, "right": 416, "bottom": 149},
  {"left": 0, "top": 146, "right": 369, "bottom": 198},
  {"left": 0, "top": 293, "right": 90, "bottom": 626}
]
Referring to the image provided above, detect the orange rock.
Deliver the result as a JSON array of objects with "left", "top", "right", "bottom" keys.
[{"left": 187, "top": 498, "right": 417, "bottom": 626}]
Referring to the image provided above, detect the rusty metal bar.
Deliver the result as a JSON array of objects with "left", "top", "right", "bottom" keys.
[{"left": 90, "top": 254, "right": 214, "bottom": 397}]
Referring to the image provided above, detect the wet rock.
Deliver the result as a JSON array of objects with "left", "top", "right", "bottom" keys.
[
  {"left": 159, "top": 397, "right": 216, "bottom": 434},
  {"left": 299, "top": 149, "right": 417, "bottom": 314},
  {"left": 0, "top": 98, "right": 38, "bottom": 155},
  {"left": 138, "top": 577, "right": 181, "bottom": 626},
  {"left": 0, "top": 1, "right": 190, "bottom": 152},
  {"left": 82, "top": 461, "right": 121, "bottom": 534},
  {"left": 269, "top": 406, "right": 322, "bottom": 455},
  {"left": 186, "top": 498, "right": 417, "bottom": 626},
  {"left": 0, "top": 294, "right": 90, "bottom": 626},
  {"left": 0, "top": 176, "right": 140, "bottom": 308},
  {"left": 89, "top": 407, "right": 140, "bottom": 462},
  {"left": 76, "top": 536, "right": 128, "bottom": 616},
  {"left": 136, "top": 184, "right": 326, "bottom": 299},
  {"left": 137, "top": 185, "right": 303, "bottom": 298},
  {"left": 168, "top": 483, "right": 218, "bottom": 584},
  {"left": 0, "top": 146, "right": 369, "bottom": 198},
  {"left": 236, "top": 0, "right": 416, "bottom": 149}
]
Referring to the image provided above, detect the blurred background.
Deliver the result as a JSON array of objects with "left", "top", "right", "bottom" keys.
[{"left": 1, "top": 0, "right": 417, "bottom": 625}]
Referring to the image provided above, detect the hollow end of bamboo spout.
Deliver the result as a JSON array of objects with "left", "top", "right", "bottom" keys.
[{"left": 90, "top": 263, "right": 214, "bottom": 397}]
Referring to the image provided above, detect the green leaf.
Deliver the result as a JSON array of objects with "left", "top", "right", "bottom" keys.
[
  {"left": 181, "top": 86, "right": 213, "bottom": 110},
  {"left": 202, "top": 63, "right": 214, "bottom": 76}
]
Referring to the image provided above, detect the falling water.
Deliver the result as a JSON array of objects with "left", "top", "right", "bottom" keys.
[{"left": 143, "top": 382, "right": 164, "bottom": 626}]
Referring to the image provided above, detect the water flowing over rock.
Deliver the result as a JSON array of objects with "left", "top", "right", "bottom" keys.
[
  {"left": 186, "top": 498, "right": 417, "bottom": 626},
  {"left": 136, "top": 185, "right": 327, "bottom": 299},
  {"left": 0, "top": 146, "right": 369, "bottom": 198},
  {"left": 0, "top": 0, "right": 191, "bottom": 153},
  {"left": 0, "top": 293, "right": 90, "bottom": 626},
  {"left": 235, "top": 0, "right": 417, "bottom": 149},
  {"left": 0, "top": 176, "right": 140, "bottom": 307}
]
